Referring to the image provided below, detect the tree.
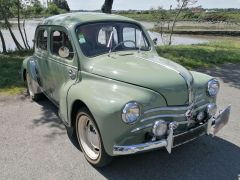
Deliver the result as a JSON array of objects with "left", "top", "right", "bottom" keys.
[
  {"left": 0, "top": 29, "right": 7, "bottom": 53},
  {"left": 101, "top": 0, "right": 113, "bottom": 14},
  {"left": 17, "top": 0, "right": 28, "bottom": 49},
  {"left": 0, "top": 0, "right": 24, "bottom": 50},
  {"left": 168, "top": 0, "right": 197, "bottom": 45},
  {"left": 52, "top": 0, "right": 70, "bottom": 12}
]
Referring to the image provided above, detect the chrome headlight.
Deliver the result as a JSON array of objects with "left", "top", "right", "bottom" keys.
[
  {"left": 122, "top": 102, "right": 141, "bottom": 124},
  {"left": 207, "top": 79, "right": 220, "bottom": 97}
]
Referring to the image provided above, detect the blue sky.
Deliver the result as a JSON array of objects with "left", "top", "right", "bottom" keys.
[{"left": 68, "top": 0, "right": 240, "bottom": 10}]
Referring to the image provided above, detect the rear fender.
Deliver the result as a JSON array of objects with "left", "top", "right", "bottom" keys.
[{"left": 25, "top": 57, "right": 42, "bottom": 95}]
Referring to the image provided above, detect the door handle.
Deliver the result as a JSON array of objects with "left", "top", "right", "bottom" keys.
[{"left": 68, "top": 69, "right": 76, "bottom": 80}]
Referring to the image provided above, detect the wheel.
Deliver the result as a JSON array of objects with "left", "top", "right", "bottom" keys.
[
  {"left": 26, "top": 72, "right": 42, "bottom": 101},
  {"left": 76, "top": 108, "right": 112, "bottom": 167}
]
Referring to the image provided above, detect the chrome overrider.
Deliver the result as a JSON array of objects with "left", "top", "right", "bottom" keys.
[{"left": 113, "top": 105, "right": 231, "bottom": 155}]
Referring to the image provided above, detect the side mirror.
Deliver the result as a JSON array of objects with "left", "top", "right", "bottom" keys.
[{"left": 153, "top": 38, "right": 158, "bottom": 45}]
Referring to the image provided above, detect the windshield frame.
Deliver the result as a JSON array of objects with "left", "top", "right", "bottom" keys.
[{"left": 75, "top": 21, "right": 152, "bottom": 58}]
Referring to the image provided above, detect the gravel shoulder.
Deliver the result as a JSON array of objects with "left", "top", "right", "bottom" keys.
[{"left": 0, "top": 64, "right": 239, "bottom": 180}]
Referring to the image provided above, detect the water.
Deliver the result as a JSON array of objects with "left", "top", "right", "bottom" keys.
[
  {"left": 0, "top": 20, "right": 217, "bottom": 52},
  {"left": 0, "top": 20, "right": 40, "bottom": 51}
]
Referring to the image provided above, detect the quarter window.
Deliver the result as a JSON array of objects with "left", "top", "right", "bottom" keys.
[
  {"left": 37, "top": 29, "right": 48, "bottom": 50},
  {"left": 51, "top": 30, "right": 74, "bottom": 60}
]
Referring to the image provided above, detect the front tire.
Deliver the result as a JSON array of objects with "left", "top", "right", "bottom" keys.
[{"left": 76, "top": 108, "right": 112, "bottom": 167}]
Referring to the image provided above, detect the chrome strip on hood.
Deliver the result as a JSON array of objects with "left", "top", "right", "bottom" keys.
[{"left": 135, "top": 55, "right": 194, "bottom": 105}]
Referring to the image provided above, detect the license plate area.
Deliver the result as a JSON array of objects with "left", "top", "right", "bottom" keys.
[
  {"left": 173, "top": 124, "right": 207, "bottom": 148},
  {"left": 213, "top": 105, "right": 231, "bottom": 135}
]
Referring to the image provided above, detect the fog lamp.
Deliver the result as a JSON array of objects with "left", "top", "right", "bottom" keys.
[
  {"left": 152, "top": 120, "right": 168, "bottom": 137},
  {"left": 206, "top": 103, "right": 217, "bottom": 117},
  {"left": 196, "top": 112, "right": 205, "bottom": 122}
]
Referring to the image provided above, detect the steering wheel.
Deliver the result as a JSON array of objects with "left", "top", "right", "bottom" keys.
[{"left": 111, "top": 40, "right": 136, "bottom": 52}]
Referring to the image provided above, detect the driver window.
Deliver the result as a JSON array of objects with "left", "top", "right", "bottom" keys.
[{"left": 51, "top": 30, "right": 74, "bottom": 60}]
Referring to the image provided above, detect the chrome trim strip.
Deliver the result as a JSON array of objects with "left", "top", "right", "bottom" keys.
[
  {"left": 144, "top": 100, "right": 207, "bottom": 115},
  {"left": 134, "top": 55, "right": 180, "bottom": 74},
  {"left": 131, "top": 123, "right": 153, "bottom": 133},
  {"left": 140, "top": 114, "right": 186, "bottom": 123},
  {"left": 113, "top": 139, "right": 168, "bottom": 155},
  {"left": 144, "top": 106, "right": 190, "bottom": 114}
]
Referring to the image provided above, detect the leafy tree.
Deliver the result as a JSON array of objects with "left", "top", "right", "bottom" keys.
[
  {"left": 0, "top": 0, "right": 23, "bottom": 50},
  {"left": 47, "top": 3, "right": 61, "bottom": 15},
  {"left": 52, "top": 0, "right": 70, "bottom": 12}
]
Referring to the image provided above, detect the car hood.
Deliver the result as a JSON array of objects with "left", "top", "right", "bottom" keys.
[{"left": 85, "top": 52, "right": 193, "bottom": 106}]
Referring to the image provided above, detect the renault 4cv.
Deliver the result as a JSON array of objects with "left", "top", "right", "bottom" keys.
[{"left": 21, "top": 13, "right": 231, "bottom": 167}]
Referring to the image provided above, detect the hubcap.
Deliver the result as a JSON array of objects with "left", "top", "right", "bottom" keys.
[{"left": 77, "top": 115, "right": 100, "bottom": 160}]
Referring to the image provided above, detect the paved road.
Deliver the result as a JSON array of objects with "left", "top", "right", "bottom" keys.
[{"left": 0, "top": 64, "right": 240, "bottom": 180}]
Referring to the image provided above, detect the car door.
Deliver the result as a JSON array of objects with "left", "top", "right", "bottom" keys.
[
  {"left": 34, "top": 26, "right": 52, "bottom": 96},
  {"left": 47, "top": 26, "right": 79, "bottom": 121}
]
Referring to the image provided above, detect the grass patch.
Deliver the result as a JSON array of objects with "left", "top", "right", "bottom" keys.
[
  {"left": 156, "top": 40, "right": 240, "bottom": 69},
  {"left": 0, "top": 50, "right": 33, "bottom": 95}
]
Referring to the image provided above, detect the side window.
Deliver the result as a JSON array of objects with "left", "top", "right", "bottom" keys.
[
  {"left": 37, "top": 29, "right": 48, "bottom": 50},
  {"left": 51, "top": 30, "right": 74, "bottom": 60}
]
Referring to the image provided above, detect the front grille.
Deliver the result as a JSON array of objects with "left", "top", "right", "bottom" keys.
[{"left": 173, "top": 124, "right": 207, "bottom": 147}]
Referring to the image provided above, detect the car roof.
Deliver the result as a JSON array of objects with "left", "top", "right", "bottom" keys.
[{"left": 41, "top": 12, "right": 138, "bottom": 28}]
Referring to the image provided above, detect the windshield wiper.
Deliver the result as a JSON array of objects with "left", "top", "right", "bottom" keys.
[
  {"left": 138, "top": 31, "right": 143, "bottom": 53},
  {"left": 107, "top": 30, "right": 114, "bottom": 57}
]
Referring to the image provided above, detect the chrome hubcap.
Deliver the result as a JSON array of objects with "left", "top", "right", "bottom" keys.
[{"left": 77, "top": 115, "right": 100, "bottom": 160}]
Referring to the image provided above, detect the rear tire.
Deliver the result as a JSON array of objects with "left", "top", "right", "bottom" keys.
[
  {"left": 75, "top": 108, "right": 112, "bottom": 167},
  {"left": 26, "top": 72, "right": 42, "bottom": 101}
]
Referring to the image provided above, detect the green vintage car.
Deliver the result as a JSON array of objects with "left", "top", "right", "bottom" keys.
[{"left": 21, "top": 12, "right": 231, "bottom": 167}]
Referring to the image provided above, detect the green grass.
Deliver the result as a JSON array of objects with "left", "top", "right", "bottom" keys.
[
  {"left": 0, "top": 50, "right": 33, "bottom": 95},
  {"left": 156, "top": 40, "right": 240, "bottom": 69}
]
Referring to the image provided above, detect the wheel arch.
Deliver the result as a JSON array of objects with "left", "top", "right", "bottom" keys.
[{"left": 70, "top": 99, "right": 91, "bottom": 129}]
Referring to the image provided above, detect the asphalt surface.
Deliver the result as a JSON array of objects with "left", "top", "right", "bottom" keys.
[{"left": 0, "top": 64, "right": 240, "bottom": 180}]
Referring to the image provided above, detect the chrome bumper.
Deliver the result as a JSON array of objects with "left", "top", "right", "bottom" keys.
[{"left": 113, "top": 105, "right": 231, "bottom": 156}]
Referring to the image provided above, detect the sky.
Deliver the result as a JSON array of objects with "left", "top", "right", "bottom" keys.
[{"left": 67, "top": 0, "right": 240, "bottom": 11}]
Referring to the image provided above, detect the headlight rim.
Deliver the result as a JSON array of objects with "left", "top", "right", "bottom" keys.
[
  {"left": 122, "top": 101, "right": 141, "bottom": 125},
  {"left": 207, "top": 78, "right": 220, "bottom": 97}
]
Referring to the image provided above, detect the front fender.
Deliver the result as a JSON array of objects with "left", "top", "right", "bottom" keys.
[{"left": 67, "top": 72, "right": 167, "bottom": 156}]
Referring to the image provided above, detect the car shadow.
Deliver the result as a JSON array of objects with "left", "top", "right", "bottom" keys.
[
  {"left": 198, "top": 63, "right": 240, "bottom": 89},
  {"left": 31, "top": 96, "right": 66, "bottom": 139},
  {"left": 28, "top": 97, "right": 240, "bottom": 180},
  {"left": 31, "top": 96, "right": 80, "bottom": 149},
  {"left": 97, "top": 136, "right": 240, "bottom": 180}
]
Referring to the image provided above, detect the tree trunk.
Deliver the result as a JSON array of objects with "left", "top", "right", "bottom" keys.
[
  {"left": 101, "top": 0, "right": 113, "bottom": 14},
  {"left": 23, "top": 20, "right": 31, "bottom": 49},
  {"left": 168, "top": 2, "right": 186, "bottom": 45},
  {"left": 0, "top": 30, "right": 7, "bottom": 53},
  {"left": 5, "top": 17, "right": 24, "bottom": 50},
  {"left": 17, "top": 0, "right": 27, "bottom": 49}
]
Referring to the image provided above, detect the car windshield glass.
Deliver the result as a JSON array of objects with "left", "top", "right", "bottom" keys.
[{"left": 76, "top": 22, "right": 150, "bottom": 57}]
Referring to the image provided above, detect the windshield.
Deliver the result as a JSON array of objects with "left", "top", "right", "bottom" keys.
[{"left": 76, "top": 22, "right": 151, "bottom": 57}]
